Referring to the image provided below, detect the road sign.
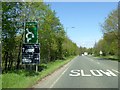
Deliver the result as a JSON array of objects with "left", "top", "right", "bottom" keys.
[
  {"left": 22, "top": 44, "right": 40, "bottom": 64},
  {"left": 25, "top": 22, "right": 38, "bottom": 43},
  {"left": 99, "top": 51, "right": 103, "bottom": 55}
]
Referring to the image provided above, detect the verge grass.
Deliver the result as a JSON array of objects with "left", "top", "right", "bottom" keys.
[
  {"left": 0, "top": 75, "right": 1, "bottom": 89},
  {"left": 2, "top": 56, "right": 76, "bottom": 88},
  {"left": 94, "top": 55, "right": 118, "bottom": 61}
]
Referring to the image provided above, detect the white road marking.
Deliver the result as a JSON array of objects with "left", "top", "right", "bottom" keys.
[
  {"left": 90, "top": 70, "right": 103, "bottom": 76},
  {"left": 112, "top": 69, "right": 120, "bottom": 74},
  {"left": 81, "top": 70, "right": 91, "bottom": 76},
  {"left": 91, "top": 59, "right": 94, "bottom": 61},
  {"left": 50, "top": 64, "right": 71, "bottom": 88},
  {"left": 69, "top": 69, "right": 117, "bottom": 77},
  {"left": 97, "top": 62, "right": 100, "bottom": 64},
  {"left": 84, "top": 56, "right": 101, "bottom": 65},
  {"left": 69, "top": 70, "right": 80, "bottom": 76},
  {"left": 99, "top": 70, "right": 117, "bottom": 76},
  {"left": 85, "top": 57, "right": 94, "bottom": 61}
]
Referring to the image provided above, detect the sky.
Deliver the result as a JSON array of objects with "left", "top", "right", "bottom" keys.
[{"left": 45, "top": 2, "right": 118, "bottom": 48}]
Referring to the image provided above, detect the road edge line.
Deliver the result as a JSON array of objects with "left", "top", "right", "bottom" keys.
[
  {"left": 49, "top": 65, "right": 71, "bottom": 88},
  {"left": 49, "top": 56, "right": 77, "bottom": 88}
]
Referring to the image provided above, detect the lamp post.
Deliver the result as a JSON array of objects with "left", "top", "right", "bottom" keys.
[
  {"left": 65, "top": 27, "right": 75, "bottom": 57},
  {"left": 65, "top": 27, "right": 75, "bottom": 36}
]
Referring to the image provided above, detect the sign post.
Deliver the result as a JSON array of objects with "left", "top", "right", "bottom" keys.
[{"left": 22, "top": 22, "right": 40, "bottom": 72}]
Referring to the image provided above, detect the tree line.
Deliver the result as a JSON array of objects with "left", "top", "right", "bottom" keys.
[
  {"left": 79, "top": 9, "right": 119, "bottom": 62},
  {"left": 2, "top": 2, "right": 79, "bottom": 72},
  {"left": 93, "top": 9, "right": 120, "bottom": 61}
]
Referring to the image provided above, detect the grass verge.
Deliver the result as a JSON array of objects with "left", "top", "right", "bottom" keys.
[
  {"left": 2, "top": 55, "right": 76, "bottom": 88},
  {"left": 94, "top": 55, "right": 118, "bottom": 61},
  {"left": 0, "top": 75, "right": 1, "bottom": 89}
]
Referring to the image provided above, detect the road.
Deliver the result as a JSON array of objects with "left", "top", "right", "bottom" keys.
[{"left": 33, "top": 56, "right": 119, "bottom": 89}]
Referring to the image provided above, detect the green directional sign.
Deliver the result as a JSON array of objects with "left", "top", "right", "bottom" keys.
[{"left": 25, "top": 22, "right": 38, "bottom": 43}]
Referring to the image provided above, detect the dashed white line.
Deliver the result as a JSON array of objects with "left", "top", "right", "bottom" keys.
[
  {"left": 112, "top": 69, "right": 120, "bottom": 74},
  {"left": 84, "top": 56, "right": 101, "bottom": 65},
  {"left": 97, "top": 62, "right": 100, "bottom": 64},
  {"left": 91, "top": 59, "right": 94, "bottom": 61}
]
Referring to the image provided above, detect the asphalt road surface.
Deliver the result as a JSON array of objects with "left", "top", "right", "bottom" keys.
[{"left": 33, "top": 56, "right": 119, "bottom": 88}]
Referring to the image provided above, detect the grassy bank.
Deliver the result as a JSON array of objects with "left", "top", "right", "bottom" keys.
[
  {"left": 0, "top": 75, "right": 1, "bottom": 89},
  {"left": 94, "top": 55, "right": 119, "bottom": 61},
  {"left": 2, "top": 56, "right": 76, "bottom": 88}
]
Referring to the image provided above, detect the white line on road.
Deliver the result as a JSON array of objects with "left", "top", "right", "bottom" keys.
[
  {"left": 85, "top": 57, "right": 94, "bottom": 61},
  {"left": 49, "top": 56, "right": 76, "bottom": 88},
  {"left": 91, "top": 59, "right": 94, "bottom": 61},
  {"left": 112, "top": 69, "right": 120, "bottom": 74},
  {"left": 84, "top": 56, "right": 101, "bottom": 65},
  {"left": 50, "top": 66, "right": 70, "bottom": 88}
]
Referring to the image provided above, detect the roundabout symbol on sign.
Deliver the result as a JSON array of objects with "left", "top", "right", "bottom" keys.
[{"left": 26, "top": 28, "right": 35, "bottom": 43}]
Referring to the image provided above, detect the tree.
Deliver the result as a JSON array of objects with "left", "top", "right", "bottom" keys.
[
  {"left": 2, "top": 2, "right": 79, "bottom": 72},
  {"left": 101, "top": 10, "right": 118, "bottom": 39},
  {"left": 93, "top": 39, "right": 108, "bottom": 56},
  {"left": 2, "top": 2, "right": 24, "bottom": 71},
  {"left": 100, "top": 9, "right": 119, "bottom": 58}
]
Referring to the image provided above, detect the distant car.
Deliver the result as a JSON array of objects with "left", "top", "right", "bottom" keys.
[
  {"left": 84, "top": 52, "right": 88, "bottom": 56},
  {"left": 82, "top": 54, "right": 84, "bottom": 56}
]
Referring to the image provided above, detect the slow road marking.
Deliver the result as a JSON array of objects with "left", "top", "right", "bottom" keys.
[
  {"left": 112, "top": 69, "right": 120, "bottom": 74},
  {"left": 69, "top": 69, "right": 117, "bottom": 77}
]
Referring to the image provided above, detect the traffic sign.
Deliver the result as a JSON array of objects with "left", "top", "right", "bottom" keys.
[
  {"left": 25, "top": 22, "right": 38, "bottom": 43},
  {"left": 99, "top": 51, "right": 103, "bottom": 55},
  {"left": 22, "top": 44, "right": 40, "bottom": 64}
]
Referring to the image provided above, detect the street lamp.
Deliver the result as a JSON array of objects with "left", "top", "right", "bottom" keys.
[
  {"left": 65, "top": 27, "right": 75, "bottom": 57},
  {"left": 65, "top": 27, "right": 75, "bottom": 36}
]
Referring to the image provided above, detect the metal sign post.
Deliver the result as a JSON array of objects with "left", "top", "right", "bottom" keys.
[
  {"left": 22, "top": 22, "right": 40, "bottom": 72},
  {"left": 36, "top": 65, "right": 38, "bottom": 72}
]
